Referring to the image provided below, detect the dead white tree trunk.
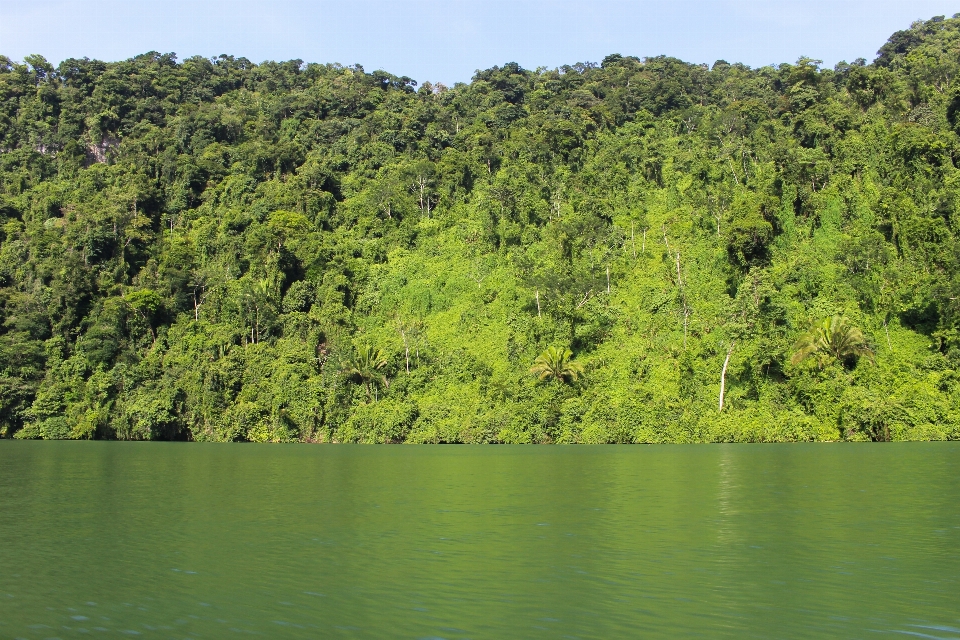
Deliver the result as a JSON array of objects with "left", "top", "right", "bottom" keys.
[
  {"left": 719, "top": 342, "right": 735, "bottom": 412},
  {"left": 415, "top": 175, "right": 428, "bottom": 215},
  {"left": 192, "top": 285, "right": 207, "bottom": 321},
  {"left": 727, "top": 156, "right": 741, "bottom": 186}
]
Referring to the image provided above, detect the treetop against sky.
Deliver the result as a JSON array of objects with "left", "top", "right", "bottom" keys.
[{"left": 2, "top": 0, "right": 959, "bottom": 83}]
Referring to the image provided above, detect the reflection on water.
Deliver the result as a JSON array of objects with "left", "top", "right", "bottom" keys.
[{"left": 0, "top": 443, "right": 958, "bottom": 638}]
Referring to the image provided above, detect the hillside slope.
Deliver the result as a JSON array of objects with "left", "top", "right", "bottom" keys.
[{"left": 3, "top": 16, "right": 960, "bottom": 442}]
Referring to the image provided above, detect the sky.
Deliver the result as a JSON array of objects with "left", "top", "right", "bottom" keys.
[{"left": 1, "top": 0, "right": 958, "bottom": 84}]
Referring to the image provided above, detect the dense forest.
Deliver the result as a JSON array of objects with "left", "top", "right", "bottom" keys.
[{"left": 2, "top": 16, "right": 960, "bottom": 443}]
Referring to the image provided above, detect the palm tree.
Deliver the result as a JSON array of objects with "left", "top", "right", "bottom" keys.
[
  {"left": 791, "top": 315, "right": 874, "bottom": 368},
  {"left": 342, "top": 345, "right": 388, "bottom": 401},
  {"left": 530, "top": 346, "right": 584, "bottom": 385}
]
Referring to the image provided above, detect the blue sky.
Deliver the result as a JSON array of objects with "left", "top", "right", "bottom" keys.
[{"left": 1, "top": 0, "right": 958, "bottom": 83}]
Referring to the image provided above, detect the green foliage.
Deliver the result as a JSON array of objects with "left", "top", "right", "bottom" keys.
[
  {"left": 3, "top": 17, "right": 960, "bottom": 442},
  {"left": 341, "top": 344, "right": 388, "bottom": 402},
  {"left": 530, "top": 346, "right": 584, "bottom": 385},
  {"left": 791, "top": 316, "right": 875, "bottom": 369},
  {"left": 337, "top": 398, "right": 417, "bottom": 443}
]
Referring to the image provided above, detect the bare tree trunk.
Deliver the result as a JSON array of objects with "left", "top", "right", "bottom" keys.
[
  {"left": 536, "top": 289, "right": 541, "bottom": 317},
  {"left": 719, "top": 342, "right": 735, "bottom": 412},
  {"left": 675, "top": 252, "right": 689, "bottom": 349},
  {"left": 642, "top": 229, "right": 646, "bottom": 255},
  {"left": 400, "top": 327, "right": 410, "bottom": 373},
  {"left": 728, "top": 156, "right": 740, "bottom": 186},
  {"left": 193, "top": 285, "right": 205, "bottom": 321}
]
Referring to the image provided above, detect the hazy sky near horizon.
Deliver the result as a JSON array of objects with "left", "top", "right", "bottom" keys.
[{"left": 1, "top": 0, "right": 958, "bottom": 83}]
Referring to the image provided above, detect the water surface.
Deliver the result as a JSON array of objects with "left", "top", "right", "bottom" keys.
[{"left": 1, "top": 443, "right": 958, "bottom": 638}]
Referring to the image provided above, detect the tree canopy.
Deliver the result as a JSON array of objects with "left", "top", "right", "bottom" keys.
[{"left": 3, "top": 16, "right": 960, "bottom": 443}]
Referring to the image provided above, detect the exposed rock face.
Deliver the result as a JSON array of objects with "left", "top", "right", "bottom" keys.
[{"left": 85, "top": 137, "right": 119, "bottom": 164}]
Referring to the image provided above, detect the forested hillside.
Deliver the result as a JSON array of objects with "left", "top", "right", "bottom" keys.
[{"left": 3, "top": 16, "right": 960, "bottom": 442}]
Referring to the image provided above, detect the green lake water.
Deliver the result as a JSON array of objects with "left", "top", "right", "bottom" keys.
[{"left": 0, "top": 443, "right": 958, "bottom": 639}]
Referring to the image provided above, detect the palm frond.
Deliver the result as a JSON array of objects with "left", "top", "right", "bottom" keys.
[
  {"left": 530, "top": 346, "right": 583, "bottom": 384},
  {"left": 791, "top": 315, "right": 874, "bottom": 368}
]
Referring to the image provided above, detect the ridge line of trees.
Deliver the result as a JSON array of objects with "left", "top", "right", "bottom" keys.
[{"left": 2, "top": 14, "right": 960, "bottom": 442}]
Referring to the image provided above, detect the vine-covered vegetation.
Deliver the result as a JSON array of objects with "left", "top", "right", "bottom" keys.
[{"left": 3, "top": 16, "right": 960, "bottom": 442}]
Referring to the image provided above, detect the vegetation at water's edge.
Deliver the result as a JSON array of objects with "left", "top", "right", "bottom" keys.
[{"left": 3, "top": 16, "right": 960, "bottom": 443}]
